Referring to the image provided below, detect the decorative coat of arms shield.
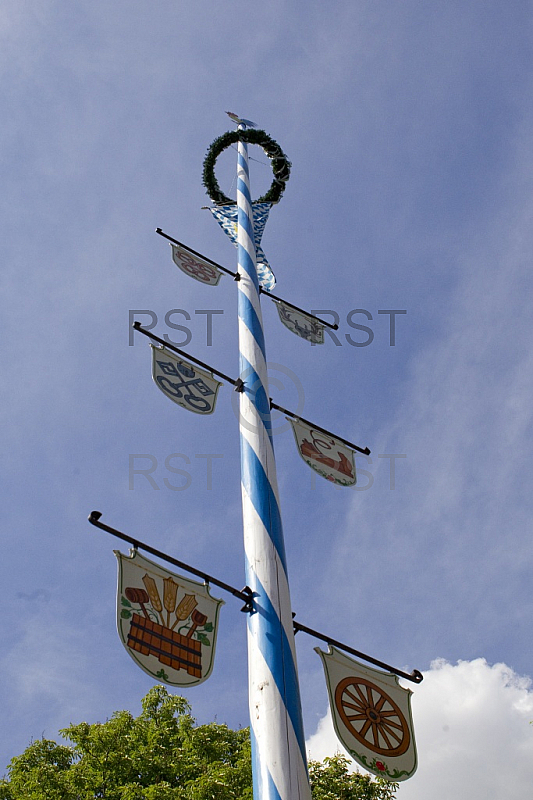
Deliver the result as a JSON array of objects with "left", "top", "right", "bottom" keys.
[
  {"left": 115, "top": 550, "right": 224, "bottom": 686},
  {"left": 171, "top": 243, "right": 223, "bottom": 286},
  {"left": 151, "top": 345, "right": 222, "bottom": 414},
  {"left": 289, "top": 418, "right": 357, "bottom": 486},
  {"left": 274, "top": 300, "right": 325, "bottom": 344},
  {"left": 316, "top": 646, "right": 417, "bottom": 782}
]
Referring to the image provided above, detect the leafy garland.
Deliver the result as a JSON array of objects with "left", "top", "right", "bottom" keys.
[{"left": 202, "top": 129, "right": 291, "bottom": 205}]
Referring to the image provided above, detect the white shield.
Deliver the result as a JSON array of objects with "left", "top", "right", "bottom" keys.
[
  {"left": 171, "top": 243, "right": 223, "bottom": 286},
  {"left": 316, "top": 646, "right": 417, "bottom": 782},
  {"left": 275, "top": 300, "right": 324, "bottom": 344},
  {"left": 289, "top": 418, "right": 356, "bottom": 486},
  {"left": 116, "top": 550, "right": 224, "bottom": 686},
  {"left": 151, "top": 345, "right": 222, "bottom": 414}
]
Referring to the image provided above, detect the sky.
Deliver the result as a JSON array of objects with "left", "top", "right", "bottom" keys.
[{"left": 1, "top": 1, "right": 533, "bottom": 797}]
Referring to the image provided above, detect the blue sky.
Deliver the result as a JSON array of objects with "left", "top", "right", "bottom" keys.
[{"left": 2, "top": 1, "right": 533, "bottom": 795}]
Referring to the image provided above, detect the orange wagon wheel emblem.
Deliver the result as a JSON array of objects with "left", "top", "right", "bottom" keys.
[{"left": 334, "top": 677, "right": 410, "bottom": 757}]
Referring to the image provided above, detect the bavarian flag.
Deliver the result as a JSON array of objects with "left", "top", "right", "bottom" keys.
[{"left": 209, "top": 203, "right": 276, "bottom": 291}]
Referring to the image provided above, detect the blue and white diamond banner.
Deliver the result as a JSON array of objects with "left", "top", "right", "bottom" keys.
[{"left": 209, "top": 202, "right": 276, "bottom": 291}]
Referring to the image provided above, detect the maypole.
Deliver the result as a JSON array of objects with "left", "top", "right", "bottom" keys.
[
  {"left": 89, "top": 111, "right": 423, "bottom": 800},
  {"left": 235, "top": 125, "right": 311, "bottom": 800}
]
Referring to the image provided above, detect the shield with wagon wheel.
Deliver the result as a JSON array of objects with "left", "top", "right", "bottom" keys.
[{"left": 316, "top": 646, "right": 417, "bottom": 782}]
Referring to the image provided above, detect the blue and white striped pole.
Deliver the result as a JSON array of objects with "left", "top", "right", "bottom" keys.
[{"left": 236, "top": 126, "right": 312, "bottom": 800}]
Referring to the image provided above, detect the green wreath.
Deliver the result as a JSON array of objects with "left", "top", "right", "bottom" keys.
[{"left": 202, "top": 129, "right": 291, "bottom": 205}]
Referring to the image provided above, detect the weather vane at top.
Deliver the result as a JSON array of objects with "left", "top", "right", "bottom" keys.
[{"left": 226, "top": 111, "right": 257, "bottom": 128}]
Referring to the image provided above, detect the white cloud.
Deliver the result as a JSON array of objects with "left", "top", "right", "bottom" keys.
[{"left": 307, "top": 658, "right": 533, "bottom": 800}]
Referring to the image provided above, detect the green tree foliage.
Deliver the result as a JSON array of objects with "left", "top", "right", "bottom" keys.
[
  {"left": 0, "top": 687, "right": 396, "bottom": 800},
  {"left": 309, "top": 755, "right": 398, "bottom": 800}
]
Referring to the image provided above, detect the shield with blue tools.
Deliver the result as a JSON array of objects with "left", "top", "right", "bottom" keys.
[{"left": 151, "top": 345, "right": 222, "bottom": 415}]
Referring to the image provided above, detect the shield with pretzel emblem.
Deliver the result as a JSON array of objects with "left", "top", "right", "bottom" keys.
[{"left": 171, "top": 243, "right": 223, "bottom": 286}]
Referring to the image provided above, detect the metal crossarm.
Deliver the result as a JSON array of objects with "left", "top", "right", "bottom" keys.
[
  {"left": 155, "top": 228, "right": 339, "bottom": 330},
  {"left": 133, "top": 322, "right": 371, "bottom": 456},
  {"left": 88, "top": 511, "right": 423, "bottom": 684}
]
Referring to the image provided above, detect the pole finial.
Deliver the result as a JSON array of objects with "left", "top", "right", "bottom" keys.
[{"left": 226, "top": 111, "right": 257, "bottom": 128}]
